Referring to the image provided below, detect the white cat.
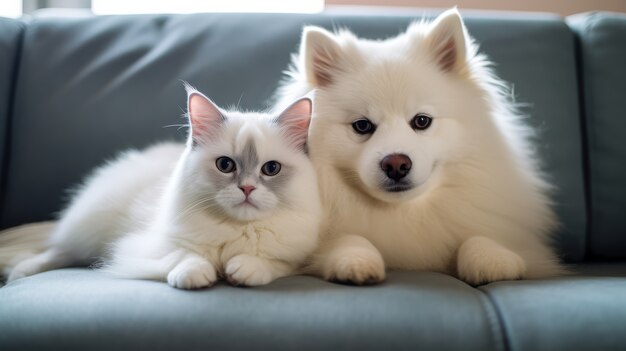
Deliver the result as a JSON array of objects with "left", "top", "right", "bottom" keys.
[
  {"left": 1, "top": 85, "right": 321, "bottom": 289},
  {"left": 275, "top": 8, "right": 565, "bottom": 285}
]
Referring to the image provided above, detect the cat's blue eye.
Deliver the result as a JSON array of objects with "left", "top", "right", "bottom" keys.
[
  {"left": 261, "top": 161, "right": 281, "bottom": 176},
  {"left": 216, "top": 157, "right": 236, "bottom": 173}
]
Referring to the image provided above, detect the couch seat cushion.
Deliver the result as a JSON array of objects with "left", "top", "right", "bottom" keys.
[
  {"left": 479, "top": 263, "right": 626, "bottom": 351},
  {"left": 0, "top": 269, "right": 503, "bottom": 351}
]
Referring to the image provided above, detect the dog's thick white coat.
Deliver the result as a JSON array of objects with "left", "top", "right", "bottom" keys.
[
  {"left": 276, "top": 9, "right": 564, "bottom": 284},
  {"left": 3, "top": 91, "right": 321, "bottom": 288}
]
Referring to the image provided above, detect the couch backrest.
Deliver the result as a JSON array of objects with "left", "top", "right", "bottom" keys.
[
  {"left": 0, "top": 12, "right": 587, "bottom": 261},
  {"left": 0, "top": 18, "right": 24, "bottom": 222},
  {"left": 568, "top": 12, "right": 626, "bottom": 259}
]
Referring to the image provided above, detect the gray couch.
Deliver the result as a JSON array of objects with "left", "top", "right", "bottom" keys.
[{"left": 1, "top": 9, "right": 625, "bottom": 351}]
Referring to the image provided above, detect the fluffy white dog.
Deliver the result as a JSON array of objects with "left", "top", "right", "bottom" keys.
[{"left": 276, "top": 9, "right": 564, "bottom": 285}]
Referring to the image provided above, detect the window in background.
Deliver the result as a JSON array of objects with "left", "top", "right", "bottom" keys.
[
  {"left": 92, "top": 0, "right": 325, "bottom": 15},
  {"left": 0, "top": 0, "right": 22, "bottom": 18}
]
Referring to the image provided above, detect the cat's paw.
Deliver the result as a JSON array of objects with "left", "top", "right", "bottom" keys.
[
  {"left": 225, "top": 255, "right": 276, "bottom": 287},
  {"left": 167, "top": 257, "right": 217, "bottom": 290},
  {"left": 457, "top": 236, "right": 527, "bottom": 285}
]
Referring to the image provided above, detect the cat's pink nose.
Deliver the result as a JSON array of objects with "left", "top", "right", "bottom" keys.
[{"left": 239, "top": 185, "right": 256, "bottom": 198}]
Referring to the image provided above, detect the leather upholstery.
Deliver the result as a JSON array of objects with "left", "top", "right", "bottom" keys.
[
  {"left": 568, "top": 12, "right": 626, "bottom": 259},
  {"left": 0, "top": 269, "right": 504, "bottom": 351},
  {"left": 0, "top": 18, "right": 23, "bottom": 218},
  {"left": 481, "top": 262, "right": 626, "bottom": 351}
]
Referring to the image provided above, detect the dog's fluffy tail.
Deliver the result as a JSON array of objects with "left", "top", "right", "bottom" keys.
[{"left": 0, "top": 221, "right": 55, "bottom": 277}]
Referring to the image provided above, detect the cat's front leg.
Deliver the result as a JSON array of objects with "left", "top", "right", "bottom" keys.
[
  {"left": 456, "top": 236, "right": 527, "bottom": 285},
  {"left": 167, "top": 252, "right": 217, "bottom": 289},
  {"left": 311, "top": 234, "right": 386, "bottom": 285},
  {"left": 225, "top": 254, "right": 293, "bottom": 287}
]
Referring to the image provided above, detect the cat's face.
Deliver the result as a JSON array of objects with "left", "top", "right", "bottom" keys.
[{"left": 183, "top": 86, "right": 313, "bottom": 222}]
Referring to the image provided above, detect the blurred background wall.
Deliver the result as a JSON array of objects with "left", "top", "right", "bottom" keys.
[
  {"left": 326, "top": 0, "right": 626, "bottom": 16},
  {"left": 23, "top": 0, "right": 90, "bottom": 14},
  {"left": 2, "top": 0, "right": 625, "bottom": 17}
]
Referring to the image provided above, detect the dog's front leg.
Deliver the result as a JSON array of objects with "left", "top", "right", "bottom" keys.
[
  {"left": 309, "top": 234, "right": 385, "bottom": 285},
  {"left": 456, "top": 236, "right": 527, "bottom": 285}
]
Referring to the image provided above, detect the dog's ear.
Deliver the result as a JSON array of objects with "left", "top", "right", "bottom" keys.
[
  {"left": 425, "top": 8, "right": 469, "bottom": 73},
  {"left": 301, "top": 26, "right": 342, "bottom": 87}
]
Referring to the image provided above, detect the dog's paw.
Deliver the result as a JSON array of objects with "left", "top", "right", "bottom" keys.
[
  {"left": 325, "top": 254, "right": 386, "bottom": 285},
  {"left": 167, "top": 258, "right": 216, "bottom": 290},
  {"left": 225, "top": 254, "right": 275, "bottom": 287},
  {"left": 457, "top": 236, "right": 527, "bottom": 285},
  {"left": 323, "top": 248, "right": 385, "bottom": 285},
  {"left": 318, "top": 235, "right": 386, "bottom": 285}
]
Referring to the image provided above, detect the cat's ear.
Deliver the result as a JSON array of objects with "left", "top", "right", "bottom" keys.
[
  {"left": 301, "top": 26, "right": 343, "bottom": 87},
  {"left": 185, "top": 83, "right": 224, "bottom": 140},
  {"left": 275, "top": 97, "right": 312, "bottom": 151},
  {"left": 424, "top": 8, "right": 469, "bottom": 73}
]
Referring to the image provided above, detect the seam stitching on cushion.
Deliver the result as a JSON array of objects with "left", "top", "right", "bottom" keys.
[
  {"left": 477, "top": 287, "right": 509, "bottom": 351},
  {"left": 577, "top": 13, "right": 601, "bottom": 259},
  {"left": 576, "top": 17, "right": 592, "bottom": 260},
  {"left": 0, "top": 20, "right": 26, "bottom": 228}
]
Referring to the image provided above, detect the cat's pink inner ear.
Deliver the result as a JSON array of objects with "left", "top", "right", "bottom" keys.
[
  {"left": 277, "top": 98, "right": 312, "bottom": 150},
  {"left": 188, "top": 92, "right": 223, "bottom": 138}
]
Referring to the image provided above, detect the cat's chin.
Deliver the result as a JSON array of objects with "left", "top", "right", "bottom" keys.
[{"left": 225, "top": 204, "right": 270, "bottom": 222}]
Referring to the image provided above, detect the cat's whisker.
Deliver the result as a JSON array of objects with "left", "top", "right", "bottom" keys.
[
  {"left": 236, "top": 92, "right": 245, "bottom": 110},
  {"left": 174, "top": 197, "right": 217, "bottom": 222},
  {"left": 182, "top": 196, "right": 218, "bottom": 213},
  {"left": 162, "top": 124, "right": 189, "bottom": 129}
]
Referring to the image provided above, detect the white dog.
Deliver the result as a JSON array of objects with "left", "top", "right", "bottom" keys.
[{"left": 276, "top": 8, "right": 564, "bottom": 285}]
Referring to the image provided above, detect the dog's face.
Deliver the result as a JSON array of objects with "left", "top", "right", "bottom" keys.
[{"left": 303, "top": 9, "right": 482, "bottom": 203}]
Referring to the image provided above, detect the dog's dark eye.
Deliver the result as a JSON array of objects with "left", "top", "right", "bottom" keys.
[
  {"left": 411, "top": 113, "right": 433, "bottom": 130},
  {"left": 261, "top": 161, "right": 281, "bottom": 176},
  {"left": 216, "top": 157, "right": 236, "bottom": 173},
  {"left": 352, "top": 118, "right": 376, "bottom": 135}
]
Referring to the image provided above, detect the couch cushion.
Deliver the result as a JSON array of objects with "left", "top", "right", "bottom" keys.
[
  {"left": 0, "top": 18, "right": 23, "bottom": 218},
  {"left": 480, "top": 262, "right": 626, "bottom": 351},
  {"left": 567, "top": 12, "right": 626, "bottom": 259},
  {"left": 0, "top": 12, "right": 585, "bottom": 261},
  {"left": 0, "top": 270, "right": 504, "bottom": 351}
]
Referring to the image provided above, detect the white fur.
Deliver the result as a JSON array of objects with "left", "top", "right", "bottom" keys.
[
  {"left": 3, "top": 94, "right": 321, "bottom": 289},
  {"left": 276, "top": 8, "right": 564, "bottom": 285},
  {"left": 0, "top": 221, "right": 55, "bottom": 279}
]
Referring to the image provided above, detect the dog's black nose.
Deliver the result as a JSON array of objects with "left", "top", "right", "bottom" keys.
[{"left": 380, "top": 154, "right": 412, "bottom": 181}]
